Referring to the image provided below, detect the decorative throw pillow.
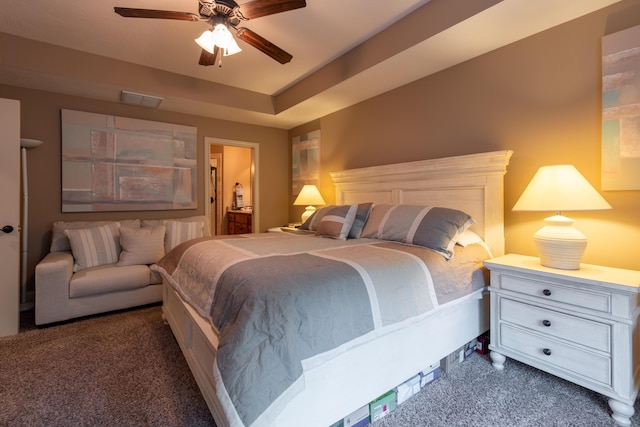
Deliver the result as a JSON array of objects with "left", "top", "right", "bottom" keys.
[
  {"left": 164, "top": 220, "right": 205, "bottom": 253},
  {"left": 51, "top": 219, "right": 139, "bottom": 253},
  {"left": 142, "top": 215, "right": 210, "bottom": 237},
  {"left": 64, "top": 223, "right": 121, "bottom": 272},
  {"left": 117, "top": 225, "right": 166, "bottom": 266},
  {"left": 315, "top": 204, "right": 358, "bottom": 240},
  {"left": 299, "top": 205, "right": 335, "bottom": 231},
  {"left": 360, "top": 204, "right": 473, "bottom": 259},
  {"left": 348, "top": 202, "right": 374, "bottom": 239}
]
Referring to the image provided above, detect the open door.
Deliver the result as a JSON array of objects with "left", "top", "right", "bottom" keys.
[
  {"left": 0, "top": 98, "right": 20, "bottom": 336},
  {"left": 204, "top": 137, "right": 259, "bottom": 235}
]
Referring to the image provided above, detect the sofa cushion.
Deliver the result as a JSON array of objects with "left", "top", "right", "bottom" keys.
[
  {"left": 65, "top": 223, "right": 121, "bottom": 272},
  {"left": 117, "top": 225, "right": 166, "bottom": 266},
  {"left": 164, "top": 220, "right": 205, "bottom": 253},
  {"left": 149, "top": 268, "right": 163, "bottom": 285},
  {"left": 142, "top": 215, "right": 210, "bottom": 236},
  {"left": 51, "top": 219, "right": 140, "bottom": 252},
  {"left": 69, "top": 264, "right": 152, "bottom": 298}
]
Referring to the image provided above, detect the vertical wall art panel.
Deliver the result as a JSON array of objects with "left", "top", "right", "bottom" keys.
[
  {"left": 61, "top": 110, "right": 197, "bottom": 212},
  {"left": 602, "top": 24, "right": 640, "bottom": 190},
  {"left": 292, "top": 130, "right": 320, "bottom": 195}
]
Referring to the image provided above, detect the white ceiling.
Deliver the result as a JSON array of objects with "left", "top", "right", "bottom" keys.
[{"left": 0, "top": 0, "right": 623, "bottom": 129}]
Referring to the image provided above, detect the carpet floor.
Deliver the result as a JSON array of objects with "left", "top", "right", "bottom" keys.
[{"left": 1, "top": 305, "right": 638, "bottom": 426}]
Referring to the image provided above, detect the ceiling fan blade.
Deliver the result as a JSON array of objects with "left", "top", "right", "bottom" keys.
[
  {"left": 114, "top": 7, "right": 200, "bottom": 21},
  {"left": 199, "top": 47, "right": 219, "bottom": 66},
  {"left": 237, "top": 0, "right": 306, "bottom": 20},
  {"left": 236, "top": 28, "right": 292, "bottom": 64}
]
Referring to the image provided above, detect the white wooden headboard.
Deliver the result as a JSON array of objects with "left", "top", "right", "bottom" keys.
[{"left": 330, "top": 150, "right": 513, "bottom": 257}]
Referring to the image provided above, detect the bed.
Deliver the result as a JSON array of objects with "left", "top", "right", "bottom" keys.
[{"left": 155, "top": 150, "right": 513, "bottom": 427}]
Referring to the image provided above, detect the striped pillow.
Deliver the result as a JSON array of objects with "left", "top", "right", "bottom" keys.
[
  {"left": 64, "top": 223, "right": 120, "bottom": 272},
  {"left": 51, "top": 219, "right": 139, "bottom": 252},
  {"left": 164, "top": 220, "right": 205, "bottom": 252},
  {"left": 348, "top": 202, "right": 373, "bottom": 239},
  {"left": 117, "top": 225, "right": 166, "bottom": 266},
  {"left": 315, "top": 204, "right": 358, "bottom": 240},
  {"left": 300, "top": 205, "right": 335, "bottom": 231},
  {"left": 361, "top": 204, "right": 473, "bottom": 259}
]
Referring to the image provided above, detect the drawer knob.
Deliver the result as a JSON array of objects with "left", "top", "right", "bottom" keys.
[
  {"left": 542, "top": 289, "right": 552, "bottom": 296},
  {"left": 542, "top": 348, "right": 552, "bottom": 356},
  {"left": 542, "top": 320, "right": 551, "bottom": 327}
]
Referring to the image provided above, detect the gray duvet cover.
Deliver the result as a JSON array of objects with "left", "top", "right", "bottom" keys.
[{"left": 153, "top": 232, "right": 489, "bottom": 426}]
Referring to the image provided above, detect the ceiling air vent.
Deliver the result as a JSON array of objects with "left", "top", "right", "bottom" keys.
[{"left": 119, "top": 90, "right": 163, "bottom": 108}]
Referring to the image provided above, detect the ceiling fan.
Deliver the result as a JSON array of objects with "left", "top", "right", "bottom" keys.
[{"left": 114, "top": 0, "right": 306, "bottom": 67}]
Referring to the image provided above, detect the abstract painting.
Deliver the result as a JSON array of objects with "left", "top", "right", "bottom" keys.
[
  {"left": 61, "top": 110, "right": 197, "bottom": 212},
  {"left": 292, "top": 130, "right": 320, "bottom": 195},
  {"left": 601, "top": 24, "right": 640, "bottom": 190}
]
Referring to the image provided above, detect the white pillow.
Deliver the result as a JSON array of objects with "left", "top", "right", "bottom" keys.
[
  {"left": 117, "top": 225, "right": 166, "bottom": 266},
  {"left": 163, "top": 220, "right": 205, "bottom": 253},
  {"left": 455, "top": 229, "right": 484, "bottom": 247},
  {"left": 64, "top": 223, "right": 120, "bottom": 272}
]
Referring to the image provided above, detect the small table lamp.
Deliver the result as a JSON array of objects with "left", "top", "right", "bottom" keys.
[
  {"left": 294, "top": 185, "right": 326, "bottom": 223},
  {"left": 512, "top": 165, "right": 611, "bottom": 270}
]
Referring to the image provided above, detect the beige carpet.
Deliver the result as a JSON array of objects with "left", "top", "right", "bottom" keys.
[
  {"left": 2, "top": 305, "right": 638, "bottom": 427},
  {"left": 1, "top": 305, "right": 215, "bottom": 426}
]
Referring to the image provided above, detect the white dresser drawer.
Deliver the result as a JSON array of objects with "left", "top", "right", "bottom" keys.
[
  {"left": 501, "top": 275, "right": 610, "bottom": 313},
  {"left": 500, "top": 299, "right": 611, "bottom": 352},
  {"left": 500, "top": 323, "right": 611, "bottom": 386}
]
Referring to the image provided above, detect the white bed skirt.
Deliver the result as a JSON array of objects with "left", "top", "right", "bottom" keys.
[{"left": 163, "top": 281, "right": 490, "bottom": 427}]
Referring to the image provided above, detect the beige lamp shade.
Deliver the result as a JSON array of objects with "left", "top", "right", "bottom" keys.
[
  {"left": 294, "top": 185, "right": 326, "bottom": 223},
  {"left": 513, "top": 165, "right": 611, "bottom": 270},
  {"left": 513, "top": 165, "right": 611, "bottom": 212}
]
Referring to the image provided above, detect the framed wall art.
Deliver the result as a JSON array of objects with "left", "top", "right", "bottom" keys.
[
  {"left": 291, "top": 129, "right": 320, "bottom": 195},
  {"left": 601, "top": 24, "right": 640, "bottom": 191},
  {"left": 61, "top": 109, "right": 198, "bottom": 212}
]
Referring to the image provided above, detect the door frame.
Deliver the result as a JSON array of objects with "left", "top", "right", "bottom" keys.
[{"left": 204, "top": 137, "right": 259, "bottom": 234}]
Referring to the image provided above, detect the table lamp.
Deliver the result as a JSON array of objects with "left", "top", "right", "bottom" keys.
[
  {"left": 512, "top": 165, "right": 611, "bottom": 270},
  {"left": 294, "top": 185, "right": 326, "bottom": 223}
]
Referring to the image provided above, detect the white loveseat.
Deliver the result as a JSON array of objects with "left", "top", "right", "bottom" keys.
[{"left": 35, "top": 216, "right": 209, "bottom": 325}]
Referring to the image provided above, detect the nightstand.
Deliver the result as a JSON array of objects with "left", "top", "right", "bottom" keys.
[{"left": 485, "top": 254, "right": 640, "bottom": 426}]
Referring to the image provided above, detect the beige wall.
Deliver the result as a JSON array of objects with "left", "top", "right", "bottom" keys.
[
  {"left": 223, "top": 145, "right": 253, "bottom": 212},
  {"left": 0, "top": 84, "right": 290, "bottom": 296},
  {"left": 290, "top": 0, "right": 640, "bottom": 270},
  {"left": 4, "top": 1, "right": 640, "bottom": 300}
]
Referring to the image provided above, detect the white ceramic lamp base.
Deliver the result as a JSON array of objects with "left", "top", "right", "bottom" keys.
[
  {"left": 534, "top": 215, "right": 587, "bottom": 270},
  {"left": 301, "top": 206, "right": 317, "bottom": 224}
]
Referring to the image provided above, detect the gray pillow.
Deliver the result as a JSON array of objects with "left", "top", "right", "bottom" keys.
[{"left": 361, "top": 204, "right": 473, "bottom": 259}]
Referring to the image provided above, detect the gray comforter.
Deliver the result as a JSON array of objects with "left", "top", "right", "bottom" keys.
[{"left": 153, "top": 232, "right": 489, "bottom": 426}]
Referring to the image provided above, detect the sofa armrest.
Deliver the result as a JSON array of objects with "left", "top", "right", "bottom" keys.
[{"left": 35, "top": 251, "right": 74, "bottom": 325}]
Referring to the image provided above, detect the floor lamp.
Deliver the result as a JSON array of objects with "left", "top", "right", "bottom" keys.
[{"left": 20, "top": 138, "right": 43, "bottom": 310}]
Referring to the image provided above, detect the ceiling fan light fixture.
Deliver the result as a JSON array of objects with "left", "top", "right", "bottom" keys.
[
  {"left": 195, "top": 24, "right": 242, "bottom": 56},
  {"left": 195, "top": 29, "right": 215, "bottom": 53}
]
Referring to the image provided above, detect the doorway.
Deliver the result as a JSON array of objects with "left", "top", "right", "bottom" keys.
[{"left": 204, "top": 137, "right": 259, "bottom": 235}]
